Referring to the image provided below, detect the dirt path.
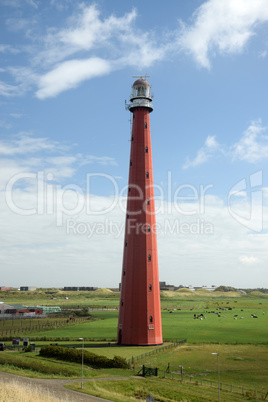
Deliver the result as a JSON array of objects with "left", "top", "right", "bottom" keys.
[{"left": 0, "top": 371, "right": 135, "bottom": 401}]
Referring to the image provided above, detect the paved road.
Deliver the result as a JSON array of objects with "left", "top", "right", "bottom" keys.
[{"left": 0, "top": 371, "right": 134, "bottom": 401}]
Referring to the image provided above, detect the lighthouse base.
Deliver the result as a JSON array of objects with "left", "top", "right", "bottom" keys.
[{"left": 117, "top": 342, "right": 164, "bottom": 347}]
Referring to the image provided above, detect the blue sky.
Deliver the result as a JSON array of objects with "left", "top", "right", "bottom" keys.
[{"left": 0, "top": 0, "right": 268, "bottom": 288}]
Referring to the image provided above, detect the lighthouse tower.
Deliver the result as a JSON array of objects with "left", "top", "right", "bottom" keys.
[{"left": 117, "top": 78, "right": 163, "bottom": 346}]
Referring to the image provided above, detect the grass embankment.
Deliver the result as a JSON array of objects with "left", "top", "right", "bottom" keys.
[
  {"left": 0, "top": 350, "right": 133, "bottom": 380},
  {"left": 66, "top": 377, "right": 252, "bottom": 402},
  {"left": 0, "top": 352, "right": 80, "bottom": 377}
]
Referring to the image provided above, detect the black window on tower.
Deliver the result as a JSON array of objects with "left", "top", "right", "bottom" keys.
[
  {"left": 148, "top": 254, "right": 151, "bottom": 261},
  {"left": 149, "top": 284, "right": 152, "bottom": 291},
  {"left": 149, "top": 316, "right": 153, "bottom": 323},
  {"left": 146, "top": 172, "right": 149, "bottom": 178},
  {"left": 145, "top": 146, "right": 148, "bottom": 153},
  {"left": 144, "top": 122, "right": 147, "bottom": 128}
]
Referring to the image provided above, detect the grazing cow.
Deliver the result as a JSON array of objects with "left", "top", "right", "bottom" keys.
[{"left": 194, "top": 313, "right": 204, "bottom": 320}]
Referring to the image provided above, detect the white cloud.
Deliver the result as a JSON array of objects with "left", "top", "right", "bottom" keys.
[
  {"left": 57, "top": 4, "right": 137, "bottom": 51},
  {"left": 0, "top": 132, "right": 267, "bottom": 287},
  {"left": 6, "top": 18, "right": 35, "bottom": 32},
  {"left": 80, "top": 155, "right": 118, "bottom": 167},
  {"left": 1, "top": 176, "right": 267, "bottom": 287},
  {"left": 178, "top": 0, "right": 268, "bottom": 68},
  {"left": 6, "top": 4, "right": 168, "bottom": 98},
  {"left": 0, "top": 44, "right": 20, "bottom": 54},
  {"left": 36, "top": 57, "right": 112, "bottom": 99},
  {"left": 239, "top": 255, "right": 260, "bottom": 265},
  {"left": 183, "top": 135, "right": 221, "bottom": 169},
  {"left": 0, "top": 133, "right": 62, "bottom": 155},
  {"left": 9, "top": 113, "right": 23, "bottom": 118},
  {"left": 232, "top": 120, "right": 268, "bottom": 162},
  {"left": 185, "top": 120, "right": 268, "bottom": 168},
  {"left": 0, "top": 133, "right": 118, "bottom": 189},
  {"left": 0, "top": 0, "right": 38, "bottom": 7},
  {"left": 0, "top": 81, "right": 23, "bottom": 97},
  {"left": 259, "top": 50, "right": 267, "bottom": 58},
  {"left": 33, "top": 5, "right": 138, "bottom": 68},
  {"left": 2, "top": 1, "right": 268, "bottom": 99},
  {"left": 0, "top": 120, "right": 12, "bottom": 129}
]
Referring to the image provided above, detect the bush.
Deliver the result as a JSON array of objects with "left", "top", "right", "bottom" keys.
[
  {"left": 215, "top": 286, "right": 237, "bottom": 292},
  {"left": 112, "top": 355, "right": 128, "bottom": 369},
  {"left": 39, "top": 345, "right": 128, "bottom": 369},
  {"left": 23, "top": 345, "right": 32, "bottom": 352}
]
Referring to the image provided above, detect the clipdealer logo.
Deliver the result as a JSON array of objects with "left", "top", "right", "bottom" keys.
[
  {"left": 66, "top": 217, "right": 214, "bottom": 239},
  {"left": 227, "top": 170, "right": 263, "bottom": 232},
  {"left": 4, "top": 170, "right": 264, "bottom": 234}
]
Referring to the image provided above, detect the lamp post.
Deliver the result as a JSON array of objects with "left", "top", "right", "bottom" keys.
[
  {"left": 179, "top": 365, "right": 183, "bottom": 381},
  {"left": 211, "top": 353, "right": 220, "bottom": 402},
  {"left": 79, "top": 338, "right": 84, "bottom": 389}
]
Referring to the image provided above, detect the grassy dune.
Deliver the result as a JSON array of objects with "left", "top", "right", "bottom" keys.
[{"left": 0, "top": 379, "right": 69, "bottom": 401}]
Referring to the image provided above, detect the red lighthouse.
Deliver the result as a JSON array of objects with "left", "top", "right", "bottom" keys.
[{"left": 117, "top": 78, "right": 163, "bottom": 346}]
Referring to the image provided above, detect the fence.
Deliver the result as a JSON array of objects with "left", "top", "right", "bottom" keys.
[
  {"left": 127, "top": 339, "right": 186, "bottom": 366},
  {"left": 0, "top": 317, "right": 88, "bottom": 338},
  {"left": 156, "top": 369, "right": 267, "bottom": 400}
]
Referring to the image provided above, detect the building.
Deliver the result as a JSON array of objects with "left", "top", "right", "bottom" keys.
[
  {"left": 117, "top": 78, "right": 163, "bottom": 346},
  {"left": 159, "top": 282, "right": 175, "bottom": 291},
  {"left": 63, "top": 287, "right": 98, "bottom": 291},
  {"left": 20, "top": 286, "right": 37, "bottom": 291}
]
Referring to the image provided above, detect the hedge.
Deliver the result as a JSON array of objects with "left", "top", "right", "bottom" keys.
[{"left": 39, "top": 345, "right": 128, "bottom": 369}]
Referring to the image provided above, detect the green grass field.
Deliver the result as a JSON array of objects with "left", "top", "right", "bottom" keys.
[
  {"left": 1, "top": 290, "right": 268, "bottom": 401},
  {"left": 20, "top": 298, "right": 268, "bottom": 344}
]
